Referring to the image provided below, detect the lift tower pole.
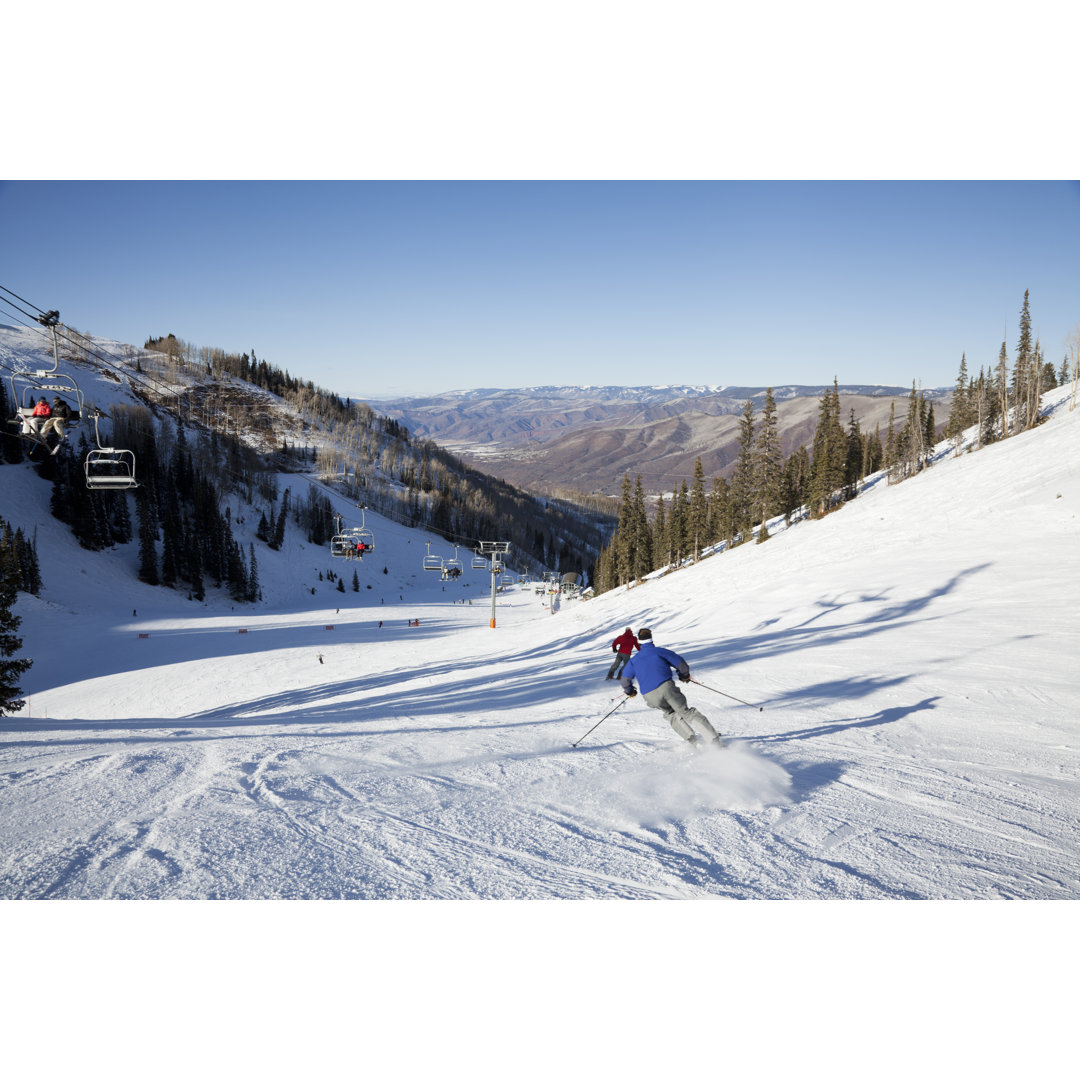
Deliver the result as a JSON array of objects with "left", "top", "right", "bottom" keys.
[{"left": 477, "top": 541, "right": 511, "bottom": 628}]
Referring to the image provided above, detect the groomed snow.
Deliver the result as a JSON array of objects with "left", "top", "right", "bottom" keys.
[{"left": 2, "top": 377, "right": 1077, "bottom": 1071}]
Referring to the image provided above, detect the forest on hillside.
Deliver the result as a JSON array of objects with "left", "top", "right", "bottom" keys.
[
  {"left": 594, "top": 291, "right": 1077, "bottom": 594},
  {"left": 1, "top": 327, "right": 615, "bottom": 603}
]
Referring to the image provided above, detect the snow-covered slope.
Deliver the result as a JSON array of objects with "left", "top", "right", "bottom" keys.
[{"left": 2, "top": 383, "right": 1078, "bottom": 901}]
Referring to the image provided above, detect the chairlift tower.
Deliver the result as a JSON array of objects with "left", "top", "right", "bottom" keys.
[{"left": 476, "top": 541, "right": 511, "bottom": 628}]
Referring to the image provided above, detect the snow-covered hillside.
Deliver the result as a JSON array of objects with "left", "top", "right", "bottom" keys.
[
  {"left": 3, "top": 381, "right": 1078, "bottom": 901},
  {"left": 4, "top": 349, "right": 1077, "bottom": 1076}
]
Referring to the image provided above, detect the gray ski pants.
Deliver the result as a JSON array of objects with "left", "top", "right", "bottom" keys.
[{"left": 643, "top": 680, "right": 719, "bottom": 743}]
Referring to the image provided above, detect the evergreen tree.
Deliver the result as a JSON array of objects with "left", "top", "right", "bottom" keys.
[
  {"left": 352, "top": 569, "right": 360, "bottom": 592},
  {"left": 676, "top": 480, "right": 691, "bottom": 559},
  {"left": 863, "top": 424, "right": 883, "bottom": 480},
  {"left": 136, "top": 489, "right": 159, "bottom": 586},
  {"left": 688, "top": 458, "right": 708, "bottom": 560},
  {"left": 809, "top": 379, "right": 846, "bottom": 513},
  {"left": 994, "top": 340, "right": 1010, "bottom": 441},
  {"left": 630, "top": 475, "right": 652, "bottom": 580},
  {"left": 755, "top": 388, "right": 784, "bottom": 530},
  {"left": 843, "top": 408, "right": 864, "bottom": 500},
  {"left": 946, "top": 353, "right": 972, "bottom": 455},
  {"left": 248, "top": 544, "right": 261, "bottom": 602},
  {"left": 884, "top": 399, "right": 898, "bottom": 469},
  {"left": 0, "top": 550, "right": 32, "bottom": 715},
  {"left": 613, "top": 473, "right": 634, "bottom": 586},
  {"left": 187, "top": 532, "right": 205, "bottom": 602},
  {"left": 270, "top": 488, "right": 290, "bottom": 550},
  {"left": 651, "top": 494, "right": 667, "bottom": 571},
  {"left": 1011, "top": 290, "right": 1033, "bottom": 434},
  {"left": 779, "top": 446, "right": 810, "bottom": 523},
  {"left": 729, "top": 398, "right": 756, "bottom": 540}
]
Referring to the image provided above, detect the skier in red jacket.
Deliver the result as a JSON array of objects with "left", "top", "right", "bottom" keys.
[{"left": 606, "top": 627, "right": 640, "bottom": 680}]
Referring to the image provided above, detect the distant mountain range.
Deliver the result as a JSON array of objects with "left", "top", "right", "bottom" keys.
[{"left": 374, "top": 384, "right": 952, "bottom": 498}]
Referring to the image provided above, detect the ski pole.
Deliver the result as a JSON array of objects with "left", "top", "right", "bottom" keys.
[
  {"left": 571, "top": 696, "right": 630, "bottom": 748},
  {"left": 689, "top": 678, "right": 763, "bottom": 711}
]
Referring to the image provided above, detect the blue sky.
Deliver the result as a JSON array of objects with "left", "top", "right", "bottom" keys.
[{"left": 2, "top": 180, "right": 1077, "bottom": 401}]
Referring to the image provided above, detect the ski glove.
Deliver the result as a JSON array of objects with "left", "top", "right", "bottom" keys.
[
  {"left": 625, "top": 687, "right": 637, "bottom": 697},
  {"left": 679, "top": 673, "right": 691, "bottom": 683}
]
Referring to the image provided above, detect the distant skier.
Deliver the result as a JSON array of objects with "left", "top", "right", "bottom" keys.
[
  {"left": 606, "top": 627, "right": 640, "bottom": 679},
  {"left": 620, "top": 628, "right": 722, "bottom": 748}
]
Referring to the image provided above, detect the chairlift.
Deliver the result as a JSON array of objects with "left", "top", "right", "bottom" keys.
[
  {"left": 330, "top": 534, "right": 353, "bottom": 557},
  {"left": 471, "top": 550, "right": 488, "bottom": 570},
  {"left": 330, "top": 528, "right": 366, "bottom": 558},
  {"left": 6, "top": 313, "right": 86, "bottom": 452},
  {"left": 422, "top": 542, "right": 444, "bottom": 572},
  {"left": 445, "top": 545, "right": 463, "bottom": 573},
  {"left": 84, "top": 410, "right": 138, "bottom": 490},
  {"left": 354, "top": 505, "right": 375, "bottom": 551}
]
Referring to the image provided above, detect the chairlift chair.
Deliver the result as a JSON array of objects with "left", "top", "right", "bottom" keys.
[
  {"left": 330, "top": 534, "right": 352, "bottom": 557},
  {"left": 354, "top": 506, "right": 375, "bottom": 551},
  {"left": 422, "top": 542, "right": 444, "bottom": 572},
  {"left": 471, "top": 550, "right": 488, "bottom": 570},
  {"left": 445, "top": 545, "right": 463, "bottom": 573},
  {"left": 7, "top": 315, "right": 86, "bottom": 451},
  {"left": 84, "top": 410, "right": 138, "bottom": 490}
]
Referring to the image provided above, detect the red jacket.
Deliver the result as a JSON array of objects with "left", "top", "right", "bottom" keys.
[
  {"left": 612, "top": 631, "right": 640, "bottom": 656},
  {"left": 32, "top": 401, "right": 51, "bottom": 418}
]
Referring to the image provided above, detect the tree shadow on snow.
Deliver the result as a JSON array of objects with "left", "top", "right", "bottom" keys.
[
  {"left": 680, "top": 564, "right": 993, "bottom": 676},
  {"left": 750, "top": 695, "right": 942, "bottom": 746}
]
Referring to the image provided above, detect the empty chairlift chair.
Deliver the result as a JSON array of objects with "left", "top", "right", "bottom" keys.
[
  {"left": 84, "top": 410, "right": 138, "bottom": 490},
  {"left": 422, "top": 542, "right": 444, "bottom": 572}
]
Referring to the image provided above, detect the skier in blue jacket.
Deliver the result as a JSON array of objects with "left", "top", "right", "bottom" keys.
[{"left": 620, "top": 628, "right": 722, "bottom": 748}]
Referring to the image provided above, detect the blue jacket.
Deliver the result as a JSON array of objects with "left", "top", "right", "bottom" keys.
[{"left": 620, "top": 641, "right": 690, "bottom": 695}]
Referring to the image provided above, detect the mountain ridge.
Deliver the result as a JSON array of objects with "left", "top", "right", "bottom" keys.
[{"left": 374, "top": 383, "right": 953, "bottom": 497}]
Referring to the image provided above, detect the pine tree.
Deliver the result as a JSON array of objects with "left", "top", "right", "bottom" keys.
[
  {"left": 613, "top": 473, "right": 634, "bottom": 585},
  {"left": 352, "top": 569, "right": 360, "bottom": 592},
  {"left": 1011, "top": 290, "right": 1033, "bottom": 434},
  {"left": 946, "top": 353, "right": 972, "bottom": 455},
  {"left": 863, "top": 424, "right": 883, "bottom": 480},
  {"left": 688, "top": 458, "right": 708, "bottom": 560},
  {"left": 755, "top": 388, "right": 783, "bottom": 530},
  {"left": 994, "top": 341, "right": 1010, "bottom": 441},
  {"left": 665, "top": 482, "right": 686, "bottom": 564},
  {"left": 972, "top": 368, "right": 988, "bottom": 450},
  {"left": 248, "top": 544, "right": 261, "bottom": 602},
  {"left": 788, "top": 445, "right": 812, "bottom": 522},
  {"left": 729, "top": 398, "right": 756, "bottom": 540},
  {"left": 0, "top": 550, "right": 33, "bottom": 715},
  {"left": 809, "top": 379, "right": 845, "bottom": 513},
  {"left": 136, "top": 489, "right": 159, "bottom": 586},
  {"left": 651, "top": 494, "right": 666, "bottom": 571},
  {"left": 630, "top": 475, "right": 652, "bottom": 580},
  {"left": 843, "top": 408, "right": 864, "bottom": 500}
]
